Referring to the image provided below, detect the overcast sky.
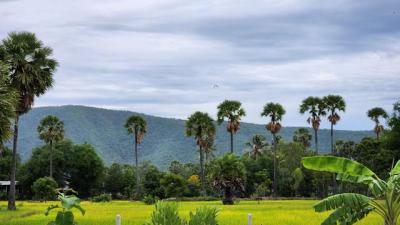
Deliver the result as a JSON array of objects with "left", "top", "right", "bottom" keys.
[{"left": 1, "top": 0, "right": 399, "bottom": 130}]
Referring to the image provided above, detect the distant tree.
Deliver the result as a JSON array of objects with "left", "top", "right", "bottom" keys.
[
  {"left": 208, "top": 153, "right": 246, "bottom": 204},
  {"left": 32, "top": 176, "right": 58, "bottom": 201},
  {"left": 37, "top": 115, "right": 64, "bottom": 177},
  {"left": 367, "top": 107, "right": 388, "bottom": 140},
  {"left": 185, "top": 111, "right": 215, "bottom": 196},
  {"left": 1, "top": 31, "right": 58, "bottom": 210},
  {"left": 245, "top": 134, "right": 268, "bottom": 160},
  {"left": 0, "top": 148, "right": 20, "bottom": 180},
  {"left": 323, "top": 95, "right": 346, "bottom": 154},
  {"left": 293, "top": 128, "right": 312, "bottom": 148},
  {"left": 261, "top": 102, "right": 285, "bottom": 198},
  {"left": 0, "top": 62, "right": 17, "bottom": 156},
  {"left": 299, "top": 96, "right": 326, "bottom": 154},
  {"left": 125, "top": 115, "right": 147, "bottom": 199},
  {"left": 335, "top": 140, "right": 356, "bottom": 159},
  {"left": 217, "top": 100, "right": 246, "bottom": 153},
  {"left": 104, "top": 163, "right": 135, "bottom": 199},
  {"left": 160, "top": 173, "right": 188, "bottom": 198},
  {"left": 140, "top": 161, "right": 165, "bottom": 199}
]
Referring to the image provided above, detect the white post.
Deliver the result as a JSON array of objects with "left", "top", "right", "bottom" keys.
[
  {"left": 248, "top": 213, "right": 252, "bottom": 225},
  {"left": 116, "top": 214, "right": 121, "bottom": 225}
]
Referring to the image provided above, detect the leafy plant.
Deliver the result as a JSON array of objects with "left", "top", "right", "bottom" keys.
[
  {"left": 188, "top": 206, "right": 219, "bottom": 225},
  {"left": 45, "top": 192, "right": 85, "bottom": 225},
  {"left": 302, "top": 156, "right": 400, "bottom": 225},
  {"left": 142, "top": 195, "right": 159, "bottom": 205},
  {"left": 32, "top": 177, "right": 58, "bottom": 201},
  {"left": 91, "top": 193, "right": 112, "bottom": 202}
]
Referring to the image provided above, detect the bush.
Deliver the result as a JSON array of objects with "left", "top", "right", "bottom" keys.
[
  {"left": 142, "top": 195, "right": 158, "bottom": 205},
  {"left": 91, "top": 193, "right": 112, "bottom": 202},
  {"left": 32, "top": 177, "right": 58, "bottom": 201},
  {"left": 0, "top": 190, "right": 7, "bottom": 200},
  {"left": 144, "top": 201, "right": 218, "bottom": 225}
]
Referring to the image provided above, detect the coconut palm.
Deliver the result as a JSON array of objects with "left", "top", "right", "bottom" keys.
[
  {"left": 303, "top": 156, "right": 400, "bottom": 225},
  {"left": 1, "top": 32, "right": 58, "bottom": 210},
  {"left": 293, "top": 128, "right": 312, "bottom": 148},
  {"left": 185, "top": 111, "right": 215, "bottom": 195},
  {"left": 261, "top": 102, "right": 285, "bottom": 198},
  {"left": 37, "top": 115, "right": 64, "bottom": 177},
  {"left": 125, "top": 115, "right": 147, "bottom": 198},
  {"left": 299, "top": 96, "right": 326, "bottom": 154},
  {"left": 245, "top": 134, "right": 268, "bottom": 160},
  {"left": 367, "top": 107, "right": 388, "bottom": 140},
  {"left": 217, "top": 100, "right": 246, "bottom": 153},
  {"left": 0, "top": 62, "right": 17, "bottom": 156},
  {"left": 323, "top": 95, "right": 346, "bottom": 154}
]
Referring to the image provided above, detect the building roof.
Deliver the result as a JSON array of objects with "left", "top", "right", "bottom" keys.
[{"left": 0, "top": 181, "right": 18, "bottom": 186}]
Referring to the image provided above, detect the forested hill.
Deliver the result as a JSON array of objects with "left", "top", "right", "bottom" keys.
[{"left": 12, "top": 105, "right": 373, "bottom": 169}]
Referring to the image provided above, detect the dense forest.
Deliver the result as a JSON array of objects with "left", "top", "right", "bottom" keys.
[{"left": 10, "top": 105, "right": 373, "bottom": 169}]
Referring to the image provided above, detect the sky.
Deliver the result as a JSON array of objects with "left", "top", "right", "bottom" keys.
[{"left": 0, "top": 0, "right": 399, "bottom": 130}]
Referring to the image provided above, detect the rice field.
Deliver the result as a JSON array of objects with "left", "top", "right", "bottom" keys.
[{"left": 0, "top": 200, "right": 381, "bottom": 225}]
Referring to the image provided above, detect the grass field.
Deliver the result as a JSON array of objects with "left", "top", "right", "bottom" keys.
[{"left": 0, "top": 200, "right": 381, "bottom": 225}]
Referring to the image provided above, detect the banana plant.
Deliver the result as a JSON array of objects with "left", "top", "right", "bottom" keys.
[
  {"left": 302, "top": 156, "right": 400, "bottom": 225},
  {"left": 45, "top": 193, "right": 85, "bottom": 225}
]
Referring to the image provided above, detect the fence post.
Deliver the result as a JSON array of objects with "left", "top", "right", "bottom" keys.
[
  {"left": 248, "top": 213, "right": 252, "bottom": 225},
  {"left": 116, "top": 214, "right": 121, "bottom": 225}
]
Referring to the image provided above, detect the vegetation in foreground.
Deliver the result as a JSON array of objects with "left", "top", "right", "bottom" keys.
[{"left": 0, "top": 200, "right": 383, "bottom": 225}]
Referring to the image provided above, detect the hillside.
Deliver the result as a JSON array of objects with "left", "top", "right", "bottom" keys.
[{"left": 10, "top": 105, "right": 373, "bottom": 169}]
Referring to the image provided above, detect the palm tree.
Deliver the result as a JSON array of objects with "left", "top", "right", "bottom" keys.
[
  {"left": 1, "top": 32, "right": 58, "bottom": 210},
  {"left": 204, "top": 136, "right": 216, "bottom": 163},
  {"left": 323, "top": 95, "right": 346, "bottom": 155},
  {"left": 293, "top": 128, "right": 312, "bottom": 148},
  {"left": 367, "top": 107, "right": 388, "bottom": 140},
  {"left": 125, "top": 115, "right": 147, "bottom": 199},
  {"left": 261, "top": 102, "right": 285, "bottom": 198},
  {"left": 37, "top": 115, "right": 64, "bottom": 177},
  {"left": 245, "top": 134, "right": 268, "bottom": 160},
  {"left": 0, "top": 62, "right": 17, "bottom": 156},
  {"left": 303, "top": 156, "right": 400, "bottom": 225},
  {"left": 299, "top": 96, "right": 326, "bottom": 154},
  {"left": 217, "top": 100, "right": 246, "bottom": 153},
  {"left": 185, "top": 111, "right": 215, "bottom": 195}
]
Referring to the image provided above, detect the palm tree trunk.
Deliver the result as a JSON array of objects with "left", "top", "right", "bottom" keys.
[
  {"left": 230, "top": 131, "right": 233, "bottom": 153},
  {"left": 199, "top": 145, "right": 205, "bottom": 196},
  {"left": 50, "top": 140, "right": 53, "bottom": 177},
  {"left": 8, "top": 115, "right": 19, "bottom": 211},
  {"left": 330, "top": 121, "right": 337, "bottom": 193},
  {"left": 273, "top": 133, "right": 277, "bottom": 199},
  {"left": 330, "top": 122, "right": 334, "bottom": 154},
  {"left": 134, "top": 131, "right": 139, "bottom": 199},
  {"left": 314, "top": 128, "right": 319, "bottom": 155}
]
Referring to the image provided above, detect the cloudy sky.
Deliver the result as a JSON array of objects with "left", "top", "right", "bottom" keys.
[{"left": 1, "top": 0, "right": 399, "bottom": 130}]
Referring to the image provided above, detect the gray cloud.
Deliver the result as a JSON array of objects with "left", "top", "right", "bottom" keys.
[{"left": 0, "top": 0, "right": 399, "bottom": 130}]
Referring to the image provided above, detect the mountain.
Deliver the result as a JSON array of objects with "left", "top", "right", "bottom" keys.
[{"left": 10, "top": 105, "right": 373, "bottom": 170}]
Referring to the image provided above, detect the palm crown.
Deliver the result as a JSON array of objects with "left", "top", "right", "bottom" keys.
[
  {"left": 367, "top": 107, "right": 388, "bottom": 139},
  {"left": 323, "top": 95, "right": 346, "bottom": 125},
  {"left": 125, "top": 115, "right": 147, "bottom": 144},
  {"left": 217, "top": 100, "right": 246, "bottom": 134},
  {"left": 300, "top": 96, "right": 326, "bottom": 129},
  {"left": 0, "top": 62, "right": 17, "bottom": 145},
  {"left": 1, "top": 32, "right": 58, "bottom": 114},
  {"left": 261, "top": 102, "right": 286, "bottom": 134},
  {"left": 37, "top": 115, "right": 65, "bottom": 144},
  {"left": 185, "top": 111, "right": 215, "bottom": 147}
]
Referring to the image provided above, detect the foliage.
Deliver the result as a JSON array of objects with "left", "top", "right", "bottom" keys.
[
  {"left": 160, "top": 173, "right": 188, "bottom": 198},
  {"left": 245, "top": 134, "right": 268, "bottom": 159},
  {"left": 32, "top": 177, "right": 58, "bottom": 201},
  {"left": 45, "top": 193, "right": 85, "bottom": 225},
  {"left": 188, "top": 206, "right": 219, "bottom": 225},
  {"left": 0, "top": 147, "right": 20, "bottom": 180},
  {"left": 104, "top": 163, "right": 135, "bottom": 199},
  {"left": 37, "top": 116, "right": 65, "bottom": 144},
  {"left": 125, "top": 115, "right": 147, "bottom": 143},
  {"left": 208, "top": 153, "right": 246, "bottom": 204},
  {"left": 293, "top": 128, "right": 312, "bottom": 148},
  {"left": 302, "top": 156, "right": 400, "bottom": 225},
  {"left": 142, "top": 195, "right": 159, "bottom": 205},
  {"left": 90, "top": 193, "right": 112, "bottom": 202}
]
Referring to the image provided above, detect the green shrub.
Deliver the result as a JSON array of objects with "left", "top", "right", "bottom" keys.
[
  {"left": 142, "top": 195, "right": 158, "bottom": 205},
  {"left": 32, "top": 177, "right": 58, "bottom": 201},
  {"left": 91, "top": 193, "right": 112, "bottom": 202},
  {"left": 188, "top": 206, "right": 219, "bottom": 225}
]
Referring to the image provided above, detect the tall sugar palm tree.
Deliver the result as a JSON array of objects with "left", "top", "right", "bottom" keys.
[
  {"left": 261, "top": 102, "right": 285, "bottom": 198},
  {"left": 1, "top": 32, "right": 58, "bottom": 210},
  {"left": 0, "top": 62, "right": 17, "bottom": 156},
  {"left": 367, "top": 107, "right": 388, "bottom": 140},
  {"left": 299, "top": 96, "right": 326, "bottom": 154},
  {"left": 323, "top": 95, "right": 346, "bottom": 155},
  {"left": 245, "top": 134, "right": 268, "bottom": 160},
  {"left": 293, "top": 128, "right": 312, "bottom": 149},
  {"left": 185, "top": 111, "right": 215, "bottom": 195},
  {"left": 37, "top": 115, "right": 64, "bottom": 177},
  {"left": 125, "top": 115, "right": 147, "bottom": 199},
  {"left": 217, "top": 100, "right": 246, "bottom": 153}
]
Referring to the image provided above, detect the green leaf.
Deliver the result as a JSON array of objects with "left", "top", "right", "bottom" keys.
[
  {"left": 314, "top": 193, "right": 371, "bottom": 212},
  {"left": 302, "top": 156, "right": 375, "bottom": 177},
  {"left": 59, "top": 194, "right": 86, "bottom": 215},
  {"left": 390, "top": 160, "right": 400, "bottom": 175},
  {"left": 55, "top": 211, "right": 74, "bottom": 225},
  {"left": 45, "top": 205, "right": 59, "bottom": 216}
]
